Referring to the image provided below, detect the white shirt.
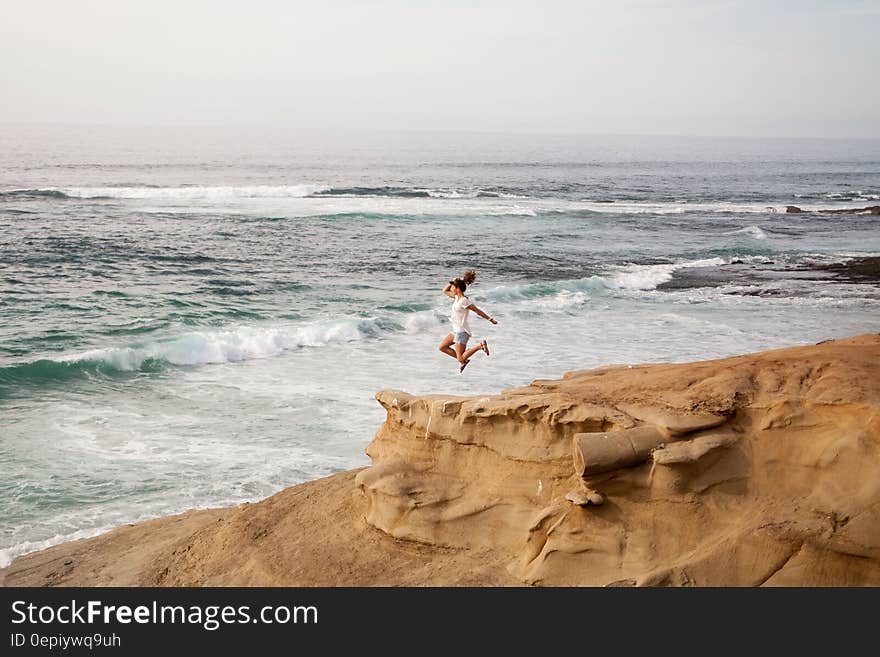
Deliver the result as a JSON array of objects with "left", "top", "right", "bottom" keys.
[{"left": 450, "top": 295, "right": 472, "bottom": 334}]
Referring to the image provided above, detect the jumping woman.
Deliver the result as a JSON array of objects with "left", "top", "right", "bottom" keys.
[{"left": 438, "top": 270, "right": 498, "bottom": 373}]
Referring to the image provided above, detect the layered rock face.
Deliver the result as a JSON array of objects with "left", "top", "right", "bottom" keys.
[{"left": 357, "top": 335, "right": 880, "bottom": 585}]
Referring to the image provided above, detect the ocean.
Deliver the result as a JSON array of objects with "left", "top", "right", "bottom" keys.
[{"left": 1, "top": 125, "right": 879, "bottom": 566}]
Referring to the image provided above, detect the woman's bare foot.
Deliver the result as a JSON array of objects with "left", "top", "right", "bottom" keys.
[
  {"left": 481, "top": 340, "right": 490, "bottom": 356},
  {"left": 459, "top": 359, "right": 470, "bottom": 373}
]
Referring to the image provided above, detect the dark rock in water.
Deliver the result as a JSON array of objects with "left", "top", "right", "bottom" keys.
[
  {"left": 825, "top": 205, "right": 880, "bottom": 215},
  {"left": 631, "top": 257, "right": 675, "bottom": 266},
  {"left": 785, "top": 205, "right": 879, "bottom": 215},
  {"left": 658, "top": 256, "right": 873, "bottom": 296},
  {"left": 814, "top": 256, "right": 880, "bottom": 283},
  {"left": 726, "top": 288, "right": 789, "bottom": 297},
  {"left": 653, "top": 253, "right": 878, "bottom": 296}
]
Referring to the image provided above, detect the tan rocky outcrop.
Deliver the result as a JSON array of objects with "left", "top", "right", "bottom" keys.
[{"left": 355, "top": 334, "right": 880, "bottom": 586}]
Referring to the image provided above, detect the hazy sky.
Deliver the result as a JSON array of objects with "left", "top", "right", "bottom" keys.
[{"left": 1, "top": 0, "right": 878, "bottom": 137}]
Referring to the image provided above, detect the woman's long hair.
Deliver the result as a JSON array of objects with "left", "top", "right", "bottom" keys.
[{"left": 453, "top": 270, "right": 477, "bottom": 292}]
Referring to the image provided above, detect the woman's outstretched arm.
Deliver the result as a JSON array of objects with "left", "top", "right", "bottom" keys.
[{"left": 467, "top": 304, "right": 498, "bottom": 324}]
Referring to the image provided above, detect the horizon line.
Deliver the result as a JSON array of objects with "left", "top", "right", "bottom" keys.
[{"left": 1, "top": 121, "right": 878, "bottom": 143}]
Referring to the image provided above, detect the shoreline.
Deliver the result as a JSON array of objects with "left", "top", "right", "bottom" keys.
[{"left": 4, "top": 334, "right": 880, "bottom": 586}]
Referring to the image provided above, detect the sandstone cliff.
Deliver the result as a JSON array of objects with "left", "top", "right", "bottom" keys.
[{"left": 4, "top": 335, "right": 880, "bottom": 586}]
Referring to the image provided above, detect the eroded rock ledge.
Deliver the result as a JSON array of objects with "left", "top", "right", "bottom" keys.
[
  {"left": 356, "top": 334, "right": 880, "bottom": 585},
  {"left": 5, "top": 335, "right": 880, "bottom": 586}
]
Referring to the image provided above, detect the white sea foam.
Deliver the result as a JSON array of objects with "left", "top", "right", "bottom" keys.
[
  {"left": 0, "top": 527, "right": 119, "bottom": 568},
  {"left": 424, "top": 189, "right": 529, "bottom": 199},
  {"left": 611, "top": 258, "right": 725, "bottom": 291},
  {"left": 528, "top": 290, "right": 591, "bottom": 310},
  {"left": 404, "top": 310, "right": 448, "bottom": 333},
  {"left": 56, "top": 318, "right": 387, "bottom": 370},
  {"left": 724, "top": 225, "right": 769, "bottom": 239},
  {"left": 572, "top": 201, "right": 782, "bottom": 215},
  {"left": 54, "top": 185, "right": 331, "bottom": 199},
  {"left": 17, "top": 185, "right": 835, "bottom": 217},
  {"left": 824, "top": 191, "right": 880, "bottom": 201},
  {"left": 482, "top": 276, "right": 608, "bottom": 304}
]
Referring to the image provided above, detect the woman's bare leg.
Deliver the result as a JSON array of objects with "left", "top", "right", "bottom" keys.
[
  {"left": 454, "top": 342, "right": 470, "bottom": 372},
  {"left": 454, "top": 342, "right": 469, "bottom": 362},
  {"left": 460, "top": 342, "right": 485, "bottom": 362},
  {"left": 455, "top": 341, "right": 485, "bottom": 373},
  {"left": 438, "top": 333, "right": 457, "bottom": 359}
]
